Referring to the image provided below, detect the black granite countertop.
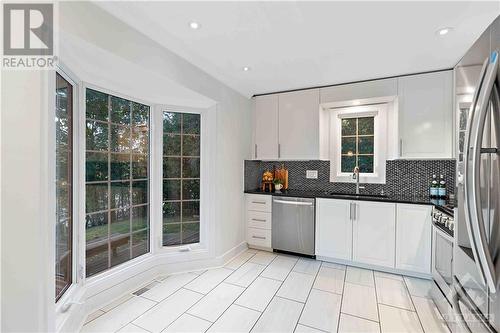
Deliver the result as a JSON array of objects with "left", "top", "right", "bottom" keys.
[{"left": 244, "top": 189, "right": 453, "bottom": 207}]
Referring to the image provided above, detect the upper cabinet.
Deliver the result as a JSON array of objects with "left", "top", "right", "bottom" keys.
[
  {"left": 278, "top": 89, "right": 320, "bottom": 159},
  {"left": 252, "top": 70, "right": 453, "bottom": 160},
  {"left": 253, "top": 89, "right": 320, "bottom": 160},
  {"left": 398, "top": 71, "right": 453, "bottom": 158},
  {"left": 254, "top": 94, "right": 279, "bottom": 160}
]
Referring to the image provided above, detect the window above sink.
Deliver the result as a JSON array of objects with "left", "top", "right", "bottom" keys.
[{"left": 329, "top": 104, "right": 389, "bottom": 184}]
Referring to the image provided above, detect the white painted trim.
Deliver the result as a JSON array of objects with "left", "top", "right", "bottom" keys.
[
  {"left": 316, "top": 255, "right": 432, "bottom": 280},
  {"left": 329, "top": 104, "right": 388, "bottom": 184}
]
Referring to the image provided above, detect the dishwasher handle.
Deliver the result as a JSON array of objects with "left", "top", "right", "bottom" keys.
[{"left": 273, "top": 199, "right": 313, "bottom": 206}]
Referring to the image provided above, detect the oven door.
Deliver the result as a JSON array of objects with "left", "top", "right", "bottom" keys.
[{"left": 433, "top": 224, "right": 454, "bottom": 304}]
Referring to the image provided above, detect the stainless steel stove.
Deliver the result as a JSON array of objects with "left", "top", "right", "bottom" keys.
[{"left": 431, "top": 205, "right": 456, "bottom": 329}]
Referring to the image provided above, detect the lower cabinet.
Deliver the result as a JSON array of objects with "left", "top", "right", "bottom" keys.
[
  {"left": 316, "top": 199, "right": 352, "bottom": 260},
  {"left": 395, "top": 204, "right": 432, "bottom": 274},
  {"left": 352, "top": 201, "right": 396, "bottom": 268},
  {"left": 316, "top": 198, "right": 432, "bottom": 275},
  {"left": 246, "top": 194, "right": 272, "bottom": 250}
]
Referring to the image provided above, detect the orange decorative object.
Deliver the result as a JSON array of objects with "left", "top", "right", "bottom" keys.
[
  {"left": 261, "top": 170, "right": 274, "bottom": 192},
  {"left": 274, "top": 164, "right": 289, "bottom": 190},
  {"left": 262, "top": 170, "right": 273, "bottom": 182}
]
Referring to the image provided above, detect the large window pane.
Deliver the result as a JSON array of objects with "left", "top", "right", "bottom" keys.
[
  {"left": 55, "top": 73, "right": 73, "bottom": 301},
  {"left": 162, "top": 111, "right": 201, "bottom": 246},
  {"left": 85, "top": 88, "right": 150, "bottom": 277}
]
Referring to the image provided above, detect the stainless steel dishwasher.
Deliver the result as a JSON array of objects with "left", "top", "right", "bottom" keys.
[{"left": 272, "top": 196, "right": 315, "bottom": 257}]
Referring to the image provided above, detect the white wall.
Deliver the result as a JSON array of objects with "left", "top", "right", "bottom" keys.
[{"left": 1, "top": 70, "right": 55, "bottom": 332}]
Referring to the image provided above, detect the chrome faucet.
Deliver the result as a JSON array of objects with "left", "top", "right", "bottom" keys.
[{"left": 352, "top": 166, "right": 365, "bottom": 195}]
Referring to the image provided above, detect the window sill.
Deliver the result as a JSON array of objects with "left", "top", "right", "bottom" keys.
[{"left": 331, "top": 172, "right": 386, "bottom": 184}]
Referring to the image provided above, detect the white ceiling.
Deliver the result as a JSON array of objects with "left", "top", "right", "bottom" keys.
[{"left": 97, "top": 1, "right": 499, "bottom": 97}]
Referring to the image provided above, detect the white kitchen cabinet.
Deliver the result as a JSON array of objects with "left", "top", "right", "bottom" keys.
[
  {"left": 352, "top": 201, "right": 396, "bottom": 268},
  {"left": 315, "top": 198, "right": 352, "bottom": 260},
  {"left": 398, "top": 71, "right": 453, "bottom": 158},
  {"left": 254, "top": 95, "right": 279, "bottom": 160},
  {"left": 396, "top": 204, "right": 432, "bottom": 274},
  {"left": 319, "top": 77, "right": 398, "bottom": 104},
  {"left": 278, "top": 89, "right": 320, "bottom": 159},
  {"left": 245, "top": 194, "right": 272, "bottom": 250}
]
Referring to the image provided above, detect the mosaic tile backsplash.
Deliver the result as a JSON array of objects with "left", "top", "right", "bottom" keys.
[{"left": 244, "top": 159, "right": 456, "bottom": 197}]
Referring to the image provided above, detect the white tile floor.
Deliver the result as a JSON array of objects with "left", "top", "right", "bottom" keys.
[{"left": 82, "top": 249, "right": 450, "bottom": 333}]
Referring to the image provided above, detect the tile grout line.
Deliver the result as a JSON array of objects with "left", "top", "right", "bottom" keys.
[
  {"left": 292, "top": 259, "right": 322, "bottom": 333},
  {"left": 298, "top": 323, "right": 330, "bottom": 333},
  {"left": 129, "top": 322, "right": 153, "bottom": 333},
  {"left": 372, "top": 270, "right": 382, "bottom": 332},
  {"left": 335, "top": 262, "right": 348, "bottom": 333},
  {"left": 378, "top": 301, "right": 418, "bottom": 313},
  {"left": 339, "top": 312, "right": 380, "bottom": 324},
  {"left": 402, "top": 278, "right": 426, "bottom": 333}
]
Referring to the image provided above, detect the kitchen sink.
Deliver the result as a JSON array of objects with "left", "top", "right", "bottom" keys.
[{"left": 329, "top": 192, "right": 388, "bottom": 198}]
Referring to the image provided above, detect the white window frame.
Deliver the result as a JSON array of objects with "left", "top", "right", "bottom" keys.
[
  {"left": 53, "top": 64, "right": 81, "bottom": 307},
  {"left": 80, "top": 82, "right": 156, "bottom": 282},
  {"left": 155, "top": 104, "right": 214, "bottom": 255},
  {"left": 329, "top": 104, "right": 387, "bottom": 184}
]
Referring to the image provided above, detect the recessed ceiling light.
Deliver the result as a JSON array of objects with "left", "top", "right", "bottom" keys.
[
  {"left": 189, "top": 21, "right": 200, "bottom": 30},
  {"left": 242, "top": 66, "right": 251, "bottom": 72},
  {"left": 437, "top": 27, "right": 452, "bottom": 36}
]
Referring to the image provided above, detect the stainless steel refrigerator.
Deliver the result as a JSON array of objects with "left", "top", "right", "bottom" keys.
[{"left": 454, "top": 14, "right": 500, "bottom": 333}]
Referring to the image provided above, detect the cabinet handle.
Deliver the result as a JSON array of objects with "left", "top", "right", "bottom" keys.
[
  {"left": 252, "top": 235, "right": 266, "bottom": 240},
  {"left": 252, "top": 218, "right": 267, "bottom": 222},
  {"left": 399, "top": 139, "right": 403, "bottom": 156},
  {"left": 278, "top": 143, "right": 281, "bottom": 158},
  {"left": 252, "top": 201, "right": 266, "bottom": 204},
  {"left": 255, "top": 144, "right": 257, "bottom": 159}
]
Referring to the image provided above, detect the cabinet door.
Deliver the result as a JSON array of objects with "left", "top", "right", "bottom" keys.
[
  {"left": 396, "top": 204, "right": 432, "bottom": 274},
  {"left": 398, "top": 71, "right": 453, "bottom": 158},
  {"left": 315, "top": 198, "right": 352, "bottom": 260},
  {"left": 278, "top": 89, "right": 319, "bottom": 159},
  {"left": 353, "top": 201, "right": 396, "bottom": 268},
  {"left": 254, "top": 95, "right": 279, "bottom": 159}
]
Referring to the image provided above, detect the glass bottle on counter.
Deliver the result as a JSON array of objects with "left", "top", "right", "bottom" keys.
[
  {"left": 430, "top": 175, "right": 438, "bottom": 198},
  {"left": 438, "top": 175, "right": 446, "bottom": 198}
]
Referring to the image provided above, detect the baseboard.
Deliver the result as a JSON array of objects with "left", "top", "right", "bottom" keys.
[
  {"left": 317, "top": 255, "right": 432, "bottom": 279},
  {"left": 61, "top": 242, "right": 248, "bottom": 333}
]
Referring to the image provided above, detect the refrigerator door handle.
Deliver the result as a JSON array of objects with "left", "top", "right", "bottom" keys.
[
  {"left": 463, "top": 56, "right": 493, "bottom": 291},
  {"left": 468, "top": 52, "right": 499, "bottom": 293},
  {"left": 452, "top": 277, "right": 496, "bottom": 333}
]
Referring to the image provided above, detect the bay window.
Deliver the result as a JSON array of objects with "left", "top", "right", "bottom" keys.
[
  {"left": 55, "top": 72, "right": 73, "bottom": 300},
  {"left": 85, "top": 88, "right": 150, "bottom": 277},
  {"left": 162, "top": 111, "right": 201, "bottom": 246}
]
